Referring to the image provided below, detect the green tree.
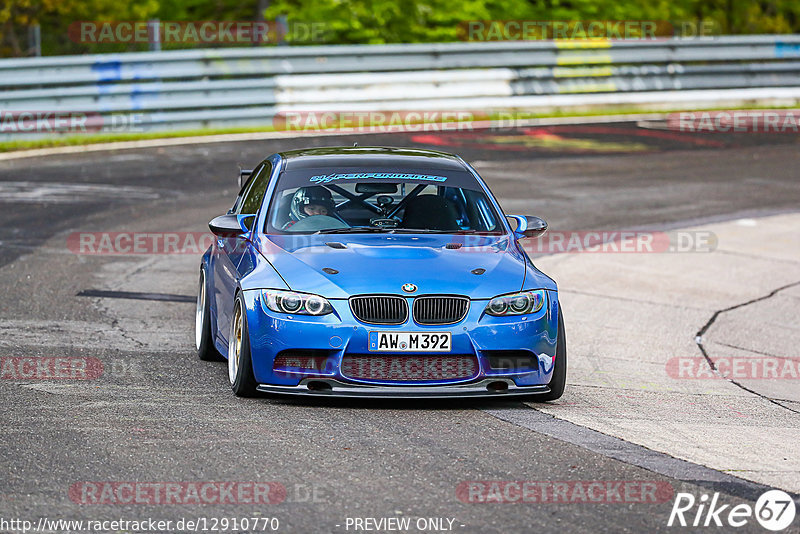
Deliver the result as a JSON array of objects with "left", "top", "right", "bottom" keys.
[
  {"left": 1, "top": 0, "right": 158, "bottom": 56},
  {"left": 264, "top": 0, "right": 538, "bottom": 44},
  {"left": 2, "top": 0, "right": 800, "bottom": 57}
]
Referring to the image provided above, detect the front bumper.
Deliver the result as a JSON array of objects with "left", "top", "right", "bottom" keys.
[{"left": 241, "top": 289, "right": 560, "bottom": 398}]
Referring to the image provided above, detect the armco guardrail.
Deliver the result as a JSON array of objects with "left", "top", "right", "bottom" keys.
[{"left": 1, "top": 35, "right": 800, "bottom": 138}]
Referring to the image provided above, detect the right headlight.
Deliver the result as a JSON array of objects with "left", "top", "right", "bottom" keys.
[
  {"left": 485, "top": 290, "right": 545, "bottom": 316},
  {"left": 261, "top": 289, "right": 332, "bottom": 316}
]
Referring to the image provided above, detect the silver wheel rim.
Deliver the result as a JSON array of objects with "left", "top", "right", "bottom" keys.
[
  {"left": 228, "top": 301, "right": 243, "bottom": 384},
  {"left": 195, "top": 271, "right": 205, "bottom": 350}
]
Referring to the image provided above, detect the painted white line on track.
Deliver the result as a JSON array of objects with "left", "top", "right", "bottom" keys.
[
  {"left": 482, "top": 405, "right": 783, "bottom": 501},
  {"left": 0, "top": 182, "right": 160, "bottom": 203}
]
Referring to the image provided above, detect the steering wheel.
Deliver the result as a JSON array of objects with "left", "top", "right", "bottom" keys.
[{"left": 285, "top": 215, "right": 349, "bottom": 232}]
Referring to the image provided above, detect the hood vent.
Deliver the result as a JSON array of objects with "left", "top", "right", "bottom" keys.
[
  {"left": 445, "top": 243, "right": 463, "bottom": 250},
  {"left": 325, "top": 242, "right": 347, "bottom": 249},
  {"left": 471, "top": 268, "right": 486, "bottom": 275},
  {"left": 322, "top": 267, "right": 339, "bottom": 275}
]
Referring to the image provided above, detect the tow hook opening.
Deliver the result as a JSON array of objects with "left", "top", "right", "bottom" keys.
[
  {"left": 487, "top": 381, "right": 509, "bottom": 392},
  {"left": 307, "top": 381, "right": 333, "bottom": 392}
]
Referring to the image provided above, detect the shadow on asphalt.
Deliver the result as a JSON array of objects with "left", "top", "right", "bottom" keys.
[{"left": 257, "top": 394, "right": 538, "bottom": 411}]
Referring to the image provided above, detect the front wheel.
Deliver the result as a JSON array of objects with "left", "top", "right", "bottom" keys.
[
  {"left": 196, "top": 268, "right": 223, "bottom": 362},
  {"left": 535, "top": 308, "right": 567, "bottom": 402},
  {"left": 228, "top": 294, "right": 259, "bottom": 397}
]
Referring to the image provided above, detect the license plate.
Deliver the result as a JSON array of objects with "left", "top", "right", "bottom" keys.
[{"left": 368, "top": 331, "right": 451, "bottom": 352}]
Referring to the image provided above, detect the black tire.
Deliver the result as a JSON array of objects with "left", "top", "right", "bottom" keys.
[
  {"left": 228, "top": 294, "right": 259, "bottom": 397},
  {"left": 536, "top": 308, "right": 567, "bottom": 401},
  {"left": 196, "top": 268, "right": 223, "bottom": 362}
]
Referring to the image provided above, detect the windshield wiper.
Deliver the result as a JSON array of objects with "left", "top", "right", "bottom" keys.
[
  {"left": 314, "top": 227, "right": 391, "bottom": 234},
  {"left": 389, "top": 229, "right": 485, "bottom": 234},
  {"left": 315, "top": 227, "right": 498, "bottom": 235}
]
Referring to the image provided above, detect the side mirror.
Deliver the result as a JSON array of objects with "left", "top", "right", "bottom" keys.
[
  {"left": 209, "top": 214, "right": 255, "bottom": 237},
  {"left": 507, "top": 215, "right": 548, "bottom": 239}
]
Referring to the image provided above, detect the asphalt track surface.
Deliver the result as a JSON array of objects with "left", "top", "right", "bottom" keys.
[{"left": 0, "top": 122, "right": 799, "bottom": 533}]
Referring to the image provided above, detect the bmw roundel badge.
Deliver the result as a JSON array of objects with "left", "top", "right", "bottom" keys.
[{"left": 402, "top": 283, "right": 417, "bottom": 293}]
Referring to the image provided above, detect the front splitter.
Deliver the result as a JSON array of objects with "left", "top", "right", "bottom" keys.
[{"left": 256, "top": 378, "right": 550, "bottom": 399}]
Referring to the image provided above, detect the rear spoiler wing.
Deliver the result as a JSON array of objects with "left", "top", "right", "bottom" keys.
[{"left": 238, "top": 167, "right": 253, "bottom": 189}]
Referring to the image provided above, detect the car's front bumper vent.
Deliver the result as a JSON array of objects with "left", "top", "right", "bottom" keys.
[
  {"left": 341, "top": 354, "right": 478, "bottom": 382},
  {"left": 484, "top": 350, "right": 539, "bottom": 372},
  {"left": 412, "top": 296, "right": 469, "bottom": 325},
  {"left": 350, "top": 295, "right": 408, "bottom": 325},
  {"left": 273, "top": 350, "right": 334, "bottom": 373}
]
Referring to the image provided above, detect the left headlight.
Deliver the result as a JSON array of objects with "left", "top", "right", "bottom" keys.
[
  {"left": 261, "top": 289, "right": 333, "bottom": 316},
  {"left": 485, "top": 290, "right": 546, "bottom": 316}
]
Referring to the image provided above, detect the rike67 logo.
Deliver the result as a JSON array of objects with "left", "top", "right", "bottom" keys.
[{"left": 668, "top": 489, "right": 796, "bottom": 531}]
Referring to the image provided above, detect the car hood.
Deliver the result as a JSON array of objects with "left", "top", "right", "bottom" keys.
[{"left": 248, "top": 233, "right": 555, "bottom": 299}]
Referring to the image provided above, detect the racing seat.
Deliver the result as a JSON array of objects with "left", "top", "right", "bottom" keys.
[{"left": 401, "top": 195, "right": 460, "bottom": 231}]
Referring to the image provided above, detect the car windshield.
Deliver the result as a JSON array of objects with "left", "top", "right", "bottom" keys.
[{"left": 265, "top": 169, "right": 504, "bottom": 234}]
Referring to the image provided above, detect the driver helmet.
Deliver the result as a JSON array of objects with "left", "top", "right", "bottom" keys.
[{"left": 289, "top": 186, "right": 335, "bottom": 221}]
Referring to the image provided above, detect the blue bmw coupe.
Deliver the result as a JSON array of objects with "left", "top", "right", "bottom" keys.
[{"left": 197, "top": 146, "right": 566, "bottom": 399}]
